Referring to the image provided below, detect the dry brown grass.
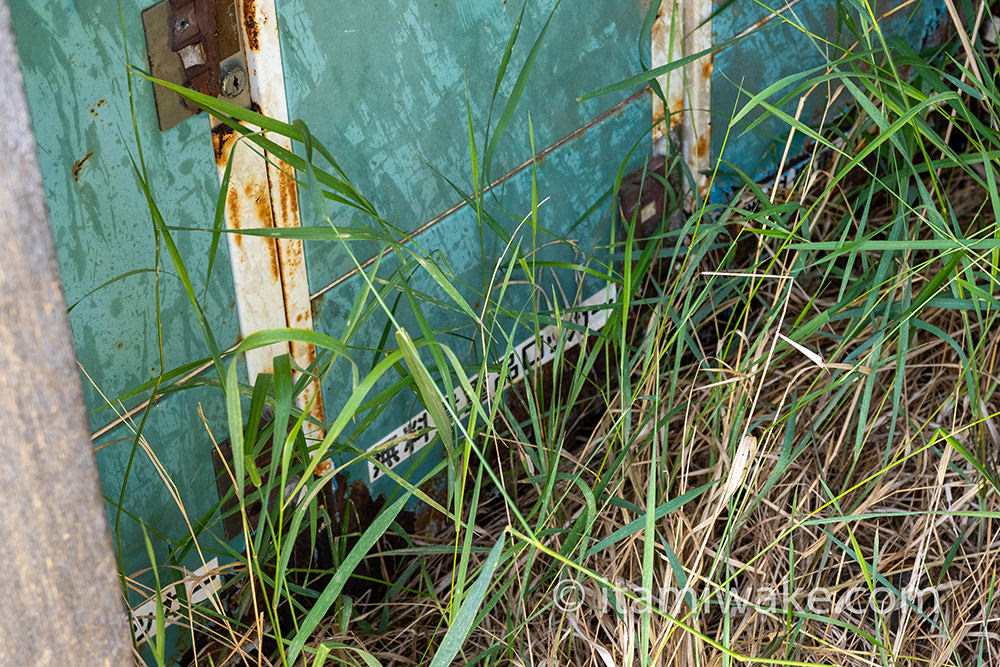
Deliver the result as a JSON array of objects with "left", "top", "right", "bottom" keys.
[{"left": 296, "top": 154, "right": 1000, "bottom": 667}]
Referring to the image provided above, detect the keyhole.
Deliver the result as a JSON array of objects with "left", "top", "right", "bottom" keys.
[{"left": 221, "top": 66, "right": 247, "bottom": 98}]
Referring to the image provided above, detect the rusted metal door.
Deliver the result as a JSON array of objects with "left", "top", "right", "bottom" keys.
[
  {"left": 7, "top": 0, "right": 946, "bottom": 655},
  {"left": 9, "top": 0, "right": 646, "bottom": 653}
]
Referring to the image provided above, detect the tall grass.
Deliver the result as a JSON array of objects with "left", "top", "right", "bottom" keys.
[{"left": 106, "top": 1, "right": 1000, "bottom": 665}]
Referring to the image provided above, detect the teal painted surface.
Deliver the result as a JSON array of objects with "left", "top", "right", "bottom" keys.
[
  {"left": 277, "top": 0, "right": 648, "bottom": 293},
  {"left": 10, "top": 0, "right": 652, "bottom": 618},
  {"left": 10, "top": 0, "right": 948, "bottom": 597},
  {"left": 310, "top": 97, "right": 647, "bottom": 496},
  {"left": 9, "top": 0, "right": 241, "bottom": 598},
  {"left": 8, "top": 0, "right": 652, "bottom": 659},
  {"left": 710, "top": 0, "right": 946, "bottom": 193},
  {"left": 274, "top": 0, "right": 651, "bottom": 494},
  {"left": 10, "top": 1, "right": 240, "bottom": 424},
  {"left": 94, "top": 387, "right": 233, "bottom": 583}
]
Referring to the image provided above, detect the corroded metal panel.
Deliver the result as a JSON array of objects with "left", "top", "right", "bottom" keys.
[
  {"left": 7, "top": 4, "right": 248, "bottom": 650},
  {"left": 10, "top": 0, "right": 951, "bottom": 611},
  {"left": 7, "top": 1, "right": 652, "bottom": 656}
]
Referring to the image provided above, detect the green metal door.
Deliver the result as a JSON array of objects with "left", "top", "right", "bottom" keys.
[{"left": 8, "top": 0, "right": 946, "bottom": 655}]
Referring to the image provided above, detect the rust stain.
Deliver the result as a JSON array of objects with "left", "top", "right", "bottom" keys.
[
  {"left": 310, "top": 294, "right": 324, "bottom": 319},
  {"left": 652, "top": 105, "right": 665, "bottom": 141},
  {"left": 212, "top": 125, "right": 236, "bottom": 164},
  {"left": 240, "top": 179, "right": 280, "bottom": 280},
  {"left": 249, "top": 185, "right": 275, "bottom": 228},
  {"left": 226, "top": 188, "right": 243, "bottom": 248},
  {"left": 88, "top": 99, "right": 106, "bottom": 117},
  {"left": 291, "top": 341, "right": 316, "bottom": 363},
  {"left": 752, "top": 13, "right": 774, "bottom": 31},
  {"left": 242, "top": 0, "right": 260, "bottom": 50},
  {"left": 266, "top": 240, "right": 280, "bottom": 281},
  {"left": 307, "top": 389, "right": 325, "bottom": 425},
  {"left": 650, "top": 4, "right": 668, "bottom": 44},
  {"left": 669, "top": 94, "right": 685, "bottom": 130},
  {"left": 71, "top": 152, "right": 93, "bottom": 182},
  {"left": 277, "top": 168, "right": 299, "bottom": 222},
  {"left": 698, "top": 180, "right": 711, "bottom": 200},
  {"left": 701, "top": 57, "right": 713, "bottom": 81},
  {"left": 226, "top": 189, "right": 242, "bottom": 228},
  {"left": 695, "top": 133, "right": 709, "bottom": 159}
]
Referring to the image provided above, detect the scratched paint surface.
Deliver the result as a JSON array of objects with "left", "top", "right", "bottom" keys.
[
  {"left": 710, "top": 0, "right": 946, "bottom": 193},
  {"left": 276, "top": 0, "right": 647, "bottom": 292},
  {"left": 310, "top": 94, "right": 647, "bottom": 497},
  {"left": 9, "top": 0, "right": 241, "bottom": 601},
  {"left": 271, "top": 1, "right": 649, "bottom": 493}
]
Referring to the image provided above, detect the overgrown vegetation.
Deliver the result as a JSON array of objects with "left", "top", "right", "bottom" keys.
[{"left": 103, "top": 1, "right": 1000, "bottom": 665}]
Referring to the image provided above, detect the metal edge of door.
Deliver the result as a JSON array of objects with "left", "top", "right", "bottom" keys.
[
  {"left": 226, "top": 0, "right": 327, "bottom": 441},
  {"left": 652, "top": 0, "right": 712, "bottom": 207}
]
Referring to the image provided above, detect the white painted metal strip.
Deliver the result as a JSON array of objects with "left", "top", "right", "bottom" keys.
[
  {"left": 367, "top": 283, "right": 619, "bottom": 483},
  {"left": 239, "top": 0, "right": 326, "bottom": 431},
  {"left": 652, "top": 0, "right": 713, "bottom": 205},
  {"left": 213, "top": 128, "right": 289, "bottom": 380},
  {"left": 212, "top": 0, "right": 326, "bottom": 436}
]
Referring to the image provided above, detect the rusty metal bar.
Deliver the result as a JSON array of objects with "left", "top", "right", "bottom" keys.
[
  {"left": 652, "top": 0, "right": 713, "bottom": 204},
  {"left": 214, "top": 123, "right": 290, "bottom": 379},
  {"left": 213, "top": 0, "right": 325, "bottom": 430},
  {"left": 0, "top": 1, "right": 133, "bottom": 661},
  {"left": 210, "top": 0, "right": 326, "bottom": 443},
  {"left": 241, "top": 0, "right": 326, "bottom": 430}
]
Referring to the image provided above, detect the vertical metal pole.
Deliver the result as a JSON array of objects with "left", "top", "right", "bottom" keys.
[
  {"left": 0, "top": 1, "right": 133, "bottom": 663},
  {"left": 652, "top": 0, "right": 713, "bottom": 206},
  {"left": 215, "top": 0, "right": 325, "bottom": 433}
]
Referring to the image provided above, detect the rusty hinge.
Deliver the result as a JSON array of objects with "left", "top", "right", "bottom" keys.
[{"left": 142, "top": 0, "right": 252, "bottom": 131}]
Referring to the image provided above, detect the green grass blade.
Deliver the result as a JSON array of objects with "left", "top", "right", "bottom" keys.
[
  {"left": 286, "top": 489, "right": 416, "bottom": 664},
  {"left": 429, "top": 535, "right": 505, "bottom": 667}
]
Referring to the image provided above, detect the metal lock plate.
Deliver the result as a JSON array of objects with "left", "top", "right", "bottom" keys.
[
  {"left": 618, "top": 156, "right": 668, "bottom": 245},
  {"left": 142, "top": 0, "right": 252, "bottom": 131}
]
